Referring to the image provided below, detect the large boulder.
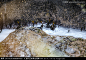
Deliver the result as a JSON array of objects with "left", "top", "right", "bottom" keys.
[
  {"left": 0, "top": 27, "right": 68, "bottom": 57},
  {"left": 0, "top": 27, "right": 86, "bottom": 57}
]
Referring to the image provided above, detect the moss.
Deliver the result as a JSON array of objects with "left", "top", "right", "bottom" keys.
[
  {"left": 37, "top": 29, "right": 40, "bottom": 33},
  {"left": 59, "top": 40, "right": 64, "bottom": 43},
  {"left": 41, "top": 33, "right": 47, "bottom": 36},
  {"left": 71, "top": 38, "right": 76, "bottom": 41},
  {"left": 77, "top": 38, "right": 84, "bottom": 41}
]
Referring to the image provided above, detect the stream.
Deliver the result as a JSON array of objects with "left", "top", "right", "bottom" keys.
[
  {"left": 0, "top": 23, "right": 86, "bottom": 57},
  {"left": 0, "top": 23, "right": 86, "bottom": 42},
  {"left": 34, "top": 23, "right": 86, "bottom": 39}
]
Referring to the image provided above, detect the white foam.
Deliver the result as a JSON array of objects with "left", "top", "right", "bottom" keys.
[
  {"left": 0, "top": 23, "right": 86, "bottom": 42},
  {"left": 0, "top": 29, "right": 15, "bottom": 42},
  {"left": 43, "top": 25, "right": 86, "bottom": 39},
  {"left": 33, "top": 23, "right": 86, "bottom": 39}
]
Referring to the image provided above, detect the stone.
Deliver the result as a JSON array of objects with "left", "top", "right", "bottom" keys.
[
  {"left": 0, "top": 27, "right": 68, "bottom": 57},
  {"left": 0, "top": 0, "right": 86, "bottom": 32},
  {"left": 65, "top": 46, "right": 75, "bottom": 54},
  {"left": 0, "top": 27, "right": 86, "bottom": 57}
]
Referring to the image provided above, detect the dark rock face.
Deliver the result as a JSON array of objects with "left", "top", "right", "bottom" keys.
[
  {"left": 49, "top": 0, "right": 86, "bottom": 30},
  {"left": 0, "top": 0, "right": 86, "bottom": 32}
]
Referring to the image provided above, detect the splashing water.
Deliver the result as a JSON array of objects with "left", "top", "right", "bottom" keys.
[
  {"left": 0, "top": 29, "right": 15, "bottom": 42},
  {"left": 0, "top": 23, "right": 86, "bottom": 42},
  {"left": 33, "top": 23, "right": 86, "bottom": 39}
]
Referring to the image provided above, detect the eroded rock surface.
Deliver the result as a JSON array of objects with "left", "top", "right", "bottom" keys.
[{"left": 0, "top": 27, "right": 86, "bottom": 57}]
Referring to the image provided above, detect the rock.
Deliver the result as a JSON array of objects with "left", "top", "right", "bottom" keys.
[
  {"left": 65, "top": 46, "right": 75, "bottom": 54},
  {"left": 0, "top": 27, "right": 86, "bottom": 57},
  {"left": 0, "top": 0, "right": 86, "bottom": 31},
  {"left": 53, "top": 35, "right": 86, "bottom": 57},
  {"left": 0, "top": 27, "right": 68, "bottom": 57},
  {"left": 55, "top": 43, "right": 62, "bottom": 49},
  {"left": 54, "top": 35, "right": 64, "bottom": 41}
]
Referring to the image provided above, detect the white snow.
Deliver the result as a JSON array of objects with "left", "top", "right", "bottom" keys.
[{"left": 0, "top": 29, "right": 15, "bottom": 42}]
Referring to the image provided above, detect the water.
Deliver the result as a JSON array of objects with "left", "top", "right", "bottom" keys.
[
  {"left": 43, "top": 26, "right": 86, "bottom": 39},
  {"left": 0, "top": 23, "right": 86, "bottom": 42},
  {"left": 0, "top": 29, "right": 15, "bottom": 42},
  {"left": 0, "top": 23, "right": 85, "bottom": 57},
  {"left": 33, "top": 23, "right": 86, "bottom": 39}
]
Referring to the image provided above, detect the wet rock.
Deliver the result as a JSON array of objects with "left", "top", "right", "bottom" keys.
[
  {"left": 54, "top": 36, "right": 64, "bottom": 41},
  {"left": 55, "top": 43, "right": 62, "bottom": 49},
  {"left": 65, "top": 46, "right": 75, "bottom": 54},
  {"left": 0, "top": 27, "right": 68, "bottom": 57},
  {"left": 0, "top": 27, "right": 86, "bottom": 57},
  {"left": 53, "top": 35, "right": 86, "bottom": 57}
]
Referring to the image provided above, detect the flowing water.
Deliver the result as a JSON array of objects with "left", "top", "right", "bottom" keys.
[
  {"left": 0, "top": 23, "right": 86, "bottom": 57},
  {"left": 34, "top": 23, "right": 86, "bottom": 39},
  {"left": 0, "top": 29, "right": 15, "bottom": 42},
  {"left": 0, "top": 23, "right": 86, "bottom": 42}
]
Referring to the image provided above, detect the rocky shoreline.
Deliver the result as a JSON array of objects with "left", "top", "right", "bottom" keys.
[{"left": 0, "top": 27, "right": 86, "bottom": 57}]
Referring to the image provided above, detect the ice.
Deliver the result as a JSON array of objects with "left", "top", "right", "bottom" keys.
[{"left": 0, "top": 29, "right": 15, "bottom": 42}]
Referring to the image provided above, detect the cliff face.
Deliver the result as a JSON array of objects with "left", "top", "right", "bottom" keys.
[
  {"left": 0, "top": 0, "right": 86, "bottom": 31},
  {"left": 49, "top": 0, "right": 86, "bottom": 29},
  {"left": 0, "top": 0, "right": 55, "bottom": 29}
]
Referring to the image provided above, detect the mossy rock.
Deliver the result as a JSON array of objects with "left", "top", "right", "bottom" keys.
[
  {"left": 76, "top": 38, "right": 84, "bottom": 41},
  {"left": 71, "top": 38, "right": 77, "bottom": 42},
  {"left": 58, "top": 40, "right": 65, "bottom": 43}
]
